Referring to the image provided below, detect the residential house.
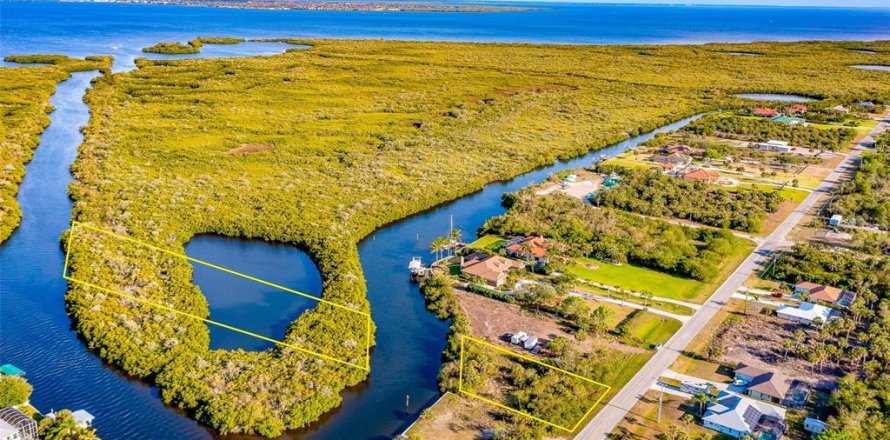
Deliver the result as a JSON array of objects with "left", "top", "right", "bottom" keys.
[
  {"left": 776, "top": 302, "right": 834, "bottom": 326},
  {"left": 45, "top": 410, "right": 95, "bottom": 430},
  {"left": 756, "top": 140, "right": 792, "bottom": 153},
  {"left": 753, "top": 107, "right": 780, "bottom": 117},
  {"left": 683, "top": 168, "right": 721, "bottom": 183},
  {"left": 734, "top": 364, "right": 791, "bottom": 404},
  {"left": 829, "top": 104, "right": 849, "bottom": 113},
  {"left": 651, "top": 152, "right": 692, "bottom": 168},
  {"left": 795, "top": 281, "right": 856, "bottom": 307},
  {"left": 702, "top": 392, "right": 786, "bottom": 439},
  {"left": 787, "top": 104, "right": 808, "bottom": 114},
  {"left": 505, "top": 236, "right": 548, "bottom": 265},
  {"left": 460, "top": 253, "right": 524, "bottom": 288},
  {"left": 667, "top": 144, "right": 705, "bottom": 156},
  {"left": 771, "top": 115, "right": 805, "bottom": 125},
  {"left": 0, "top": 408, "right": 37, "bottom": 440}
]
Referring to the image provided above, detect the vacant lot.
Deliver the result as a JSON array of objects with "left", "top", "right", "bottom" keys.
[
  {"left": 611, "top": 390, "right": 717, "bottom": 440},
  {"left": 456, "top": 290, "right": 644, "bottom": 356},
  {"left": 622, "top": 311, "right": 683, "bottom": 347},
  {"left": 569, "top": 258, "right": 706, "bottom": 302},
  {"left": 717, "top": 312, "right": 849, "bottom": 387}
]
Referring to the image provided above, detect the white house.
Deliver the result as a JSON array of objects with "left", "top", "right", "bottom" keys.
[
  {"left": 756, "top": 140, "right": 792, "bottom": 153},
  {"left": 702, "top": 392, "right": 786, "bottom": 439},
  {"left": 776, "top": 302, "right": 834, "bottom": 326}
]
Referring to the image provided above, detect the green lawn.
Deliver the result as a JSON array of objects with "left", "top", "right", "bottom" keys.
[
  {"left": 569, "top": 258, "right": 706, "bottom": 303},
  {"left": 720, "top": 183, "right": 810, "bottom": 203},
  {"left": 467, "top": 234, "right": 506, "bottom": 251},
  {"left": 626, "top": 311, "right": 682, "bottom": 346}
]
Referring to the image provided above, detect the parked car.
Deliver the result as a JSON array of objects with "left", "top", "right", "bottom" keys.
[{"left": 772, "top": 292, "right": 784, "bottom": 298}]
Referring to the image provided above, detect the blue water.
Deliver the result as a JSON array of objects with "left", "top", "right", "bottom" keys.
[
  {"left": 185, "top": 236, "right": 323, "bottom": 351},
  {"left": 2, "top": 1, "right": 889, "bottom": 65},
  {"left": 1, "top": 2, "right": 888, "bottom": 439}
]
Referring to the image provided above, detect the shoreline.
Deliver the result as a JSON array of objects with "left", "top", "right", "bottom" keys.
[{"left": 52, "top": 0, "right": 536, "bottom": 13}]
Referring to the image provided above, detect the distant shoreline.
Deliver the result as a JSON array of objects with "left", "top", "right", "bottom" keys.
[{"left": 48, "top": 0, "right": 536, "bottom": 13}]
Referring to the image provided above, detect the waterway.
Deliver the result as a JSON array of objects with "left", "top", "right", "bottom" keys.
[
  {"left": 850, "top": 64, "right": 890, "bottom": 72},
  {"left": 734, "top": 93, "right": 818, "bottom": 102}
]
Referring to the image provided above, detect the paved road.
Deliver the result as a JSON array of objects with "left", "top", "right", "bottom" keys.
[{"left": 575, "top": 115, "right": 888, "bottom": 440}]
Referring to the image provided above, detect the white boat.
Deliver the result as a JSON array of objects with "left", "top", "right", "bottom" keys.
[{"left": 408, "top": 257, "right": 423, "bottom": 274}]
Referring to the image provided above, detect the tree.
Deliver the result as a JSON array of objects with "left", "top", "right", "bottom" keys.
[
  {"left": 680, "top": 412, "right": 695, "bottom": 432},
  {"left": 0, "top": 376, "right": 32, "bottom": 407},
  {"left": 430, "top": 236, "right": 448, "bottom": 261},
  {"left": 691, "top": 391, "right": 712, "bottom": 416},
  {"left": 558, "top": 296, "right": 589, "bottom": 323},
  {"left": 38, "top": 410, "right": 101, "bottom": 440}
]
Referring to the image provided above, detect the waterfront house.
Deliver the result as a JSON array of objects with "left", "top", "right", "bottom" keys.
[
  {"left": 505, "top": 236, "right": 548, "bottom": 265},
  {"left": 702, "top": 392, "right": 786, "bottom": 439},
  {"left": 795, "top": 281, "right": 856, "bottom": 307},
  {"left": 682, "top": 168, "right": 721, "bottom": 183},
  {"left": 787, "top": 104, "right": 808, "bottom": 114},
  {"left": 460, "top": 253, "right": 524, "bottom": 288},
  {"left": 667, "top": 144, "right": 705, "bottom": 156},
  {"left": 0, "top": 407, "right": 37, "bottom": 440},
  {"left": 753, "top": 107, "right": 780, "bottom": 117},
  {"left": 651, "top": 152, "right": 692, "bottom": 168},
  {"left": 771, "top": 115, "right": 805, "bottom": 125},
  {"left": 829, "top": 104, "right": 849, "bottom": 113},
  {"left": 756, "top": 140, "right": 792, "bottom": 153},
  {"left": 776, "top": 302, "right": 834, "bottom": 326},
  {"left": 734, "top": 364, "right": 791, "bottom": 404}
]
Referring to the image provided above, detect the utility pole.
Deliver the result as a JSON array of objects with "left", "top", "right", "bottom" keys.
[{"left": 657, "top": 384, "right": 663, "bottom": 424}]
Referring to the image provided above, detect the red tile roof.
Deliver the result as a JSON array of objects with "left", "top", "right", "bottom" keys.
[
  {"left": 683, "top": 168, "right": 721, "bottom": 182},
  {"left": 506, "top": 236, "right": 547, "bottom": 258},
  {"left": 753, "top": 107, "right": 780, "bottom": 117}
]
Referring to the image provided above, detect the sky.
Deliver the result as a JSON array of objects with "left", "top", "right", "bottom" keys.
[{"left": 491, "top": 0, "right": 890, "bottom": 7}]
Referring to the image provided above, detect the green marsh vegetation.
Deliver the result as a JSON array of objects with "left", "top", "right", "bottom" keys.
[
  {"left": 0, "top": 55, "right": 110, "bottom": 243},
  {"left": 65, "top": 39, "right": 890, "bottom": 435},
  {"left": 142, "top": 37, "right": 247, "bottom": 54}
]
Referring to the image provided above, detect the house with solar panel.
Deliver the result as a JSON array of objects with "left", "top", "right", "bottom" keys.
[{"left": 702, "top": 392, "right": 786, "bottom": 439}]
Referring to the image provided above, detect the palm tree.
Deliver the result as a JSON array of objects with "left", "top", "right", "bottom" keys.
[
  {"left": 680, "top": 413, "right": 695, "bottom": 433},
  {"left": 691, "top": 392, "right": 712, "bottom": 416},
  {"left": 430, "top": 237, "right": 447, "bottom": 262}
]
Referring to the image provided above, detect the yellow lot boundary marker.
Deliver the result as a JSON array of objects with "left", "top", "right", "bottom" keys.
[
  {"left": 458, "top": 334, "right": 611, "bottom": 433},
  {"left": 63, "top": 221, "right": 371, "bottom": 371}
]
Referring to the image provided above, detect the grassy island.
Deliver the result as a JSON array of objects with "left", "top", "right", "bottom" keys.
[
  {"left": 0, "top": 54, "right": 111, "bottom": 243},
  {"left": 142, "top": 37, "right": 247, "bottom": 54},
  {"left": 64, "top": 39, "right": 890, "bottom": 436}
]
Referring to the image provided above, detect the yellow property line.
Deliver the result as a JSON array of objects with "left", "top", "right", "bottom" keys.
[
  {"left": 457, "top": 334, "right": 612, "bottom": 432},
  {"left": 63, "top": 221, "right": 371, "bottom": 371}
]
